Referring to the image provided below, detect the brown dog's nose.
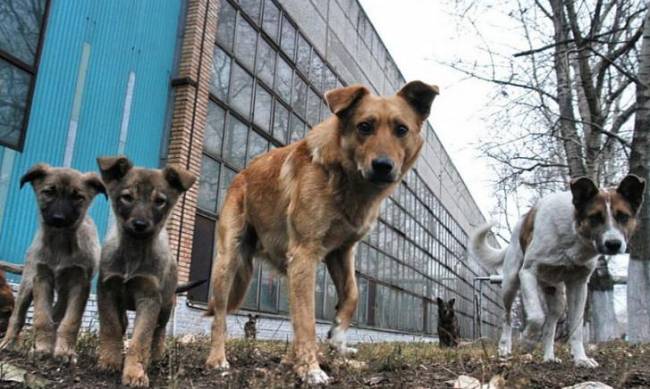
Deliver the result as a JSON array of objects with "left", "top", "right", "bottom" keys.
[
  {"left": 371, "top": 157, "right": 394, "bottom": 176},
  {"left": 131, "top": 219, "right": 150, "bottom": 232},
  {"left": 604, "top": 239, "right": 622, "bottom": 253}
]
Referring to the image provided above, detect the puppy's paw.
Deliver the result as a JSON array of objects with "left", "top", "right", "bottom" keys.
[
  {"left": 54, "top": 346, "right": 78, "bottom": 365},
  {"left": 122, "top": 362, "right": 150, "bottom": 387},
  {"left": 0, "top": 338, "right": 15, "bottom": 351},
  {"left": 205, "top": 356, "right": 230, "bottom": 370},
  {"left": 30, "top": 342, "right": 54, "bottom": 359},
  {"left": 98, "top": 353, "right": 123, "bottom": 372},
  {"left": 305, "top": 368, "right": 330, "bottom": 385},
  {"left": 574, "top": 357, "right": 599, "bottom": 368}
]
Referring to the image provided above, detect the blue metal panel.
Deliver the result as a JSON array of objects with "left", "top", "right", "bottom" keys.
[{"left": 0, "top": 0, "right": 182, "bottom": 270}]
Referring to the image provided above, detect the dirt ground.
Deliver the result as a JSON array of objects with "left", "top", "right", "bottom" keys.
[{"left": 0, "top": 332, "right": 649, "bottom": 388}]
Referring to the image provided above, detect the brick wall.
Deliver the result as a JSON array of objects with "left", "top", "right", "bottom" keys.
[{"left": 166, "top": 0, "right": 219, "bottom": 284}]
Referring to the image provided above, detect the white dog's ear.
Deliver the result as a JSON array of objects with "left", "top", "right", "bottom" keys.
[
  {"left": 617, "top": 174, "right": 646, "bottom": 214},
  {"left": 570, "top": 176, "right": 599, "bottom": 211}
]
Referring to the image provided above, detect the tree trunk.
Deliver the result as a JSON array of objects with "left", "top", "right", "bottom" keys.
[
  {"left": 627, "top": 9, "right": 650, "bottom": 344},
  {"left": 588, "top": 257, "right": 620, "bottom": 341}
]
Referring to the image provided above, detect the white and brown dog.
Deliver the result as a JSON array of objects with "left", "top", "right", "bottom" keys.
[{"left": 471, "top": 175, "right": 645, "bottom": 367}]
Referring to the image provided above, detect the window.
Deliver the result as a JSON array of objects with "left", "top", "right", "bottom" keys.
[{"left": 0, "top": 0, "right": 49, "bottom": 150}]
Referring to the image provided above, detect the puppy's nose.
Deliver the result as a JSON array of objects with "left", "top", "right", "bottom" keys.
[
  {"left": 604, "top": 239, "right": 622, "bottom": 253},
  {"left": 131, "top": 219, "right": 149, "bottom": 232},
  {"left": 371, "top": 157, "right": 394, "bottom": 176},
  {"left": 51, "top": 213, "right": 66, "bottom": 224}
]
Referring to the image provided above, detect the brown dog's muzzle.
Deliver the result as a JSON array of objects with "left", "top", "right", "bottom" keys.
[{"left": 366, "top": 155, "right": 397, "bottom": 184}]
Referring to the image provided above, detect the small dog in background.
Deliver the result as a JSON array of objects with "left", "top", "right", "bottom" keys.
[
  {"left": 0, "top": 164, "right": 105, "bottom": 363},
  {"left": 244, "top": 314, "right": 258, "bottom": 340},
  {"left": 472, "top": 175, "right": 645, "bottom": 367},
  {"left": 96, "top": 156, "right": 195, "bottom": 387},
  {"left": 437, "top": 297, "right": 460, "bottom": 347}
]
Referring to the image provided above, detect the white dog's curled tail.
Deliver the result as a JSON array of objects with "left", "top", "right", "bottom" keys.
[{"left": 470, "top": 222, "right": 506, "bottom": 272}]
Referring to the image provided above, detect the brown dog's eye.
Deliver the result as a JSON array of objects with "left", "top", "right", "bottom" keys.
[
  {"left": 395, "top": 125, "right": 409, "bottom": 137},
  {"left": 588, "top": 213, "right": 604, "bottom": 226},
  {"left": 356, "top": 121, "right": 373, "bottom": 135},
  {"left": 120, "top": 193, "right": 134, "bottom": 204},
  {"left": 615, "top": 212, "right": 630, "bottom": 224},
  {"left": 154, "top": 197, "right": 167, "bottom": 208}
]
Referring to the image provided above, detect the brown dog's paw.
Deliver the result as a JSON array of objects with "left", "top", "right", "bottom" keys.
[
  {"left": 205, "top": 355, "right": 230, "bottom": 370},
  {"left": 54, "top": 344, "right": 78, "bottom": 365},
  {"left": 150, "top": 341, "right": 166, "bottom": 362},
  {"left": 122, "top": 362, "right": 150, "bottom": 387},
  {"left": 98, "top": 353, "right": 123, "bottom": 372}
]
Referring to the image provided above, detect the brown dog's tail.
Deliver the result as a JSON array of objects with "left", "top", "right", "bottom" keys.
[
  {"left": 175, "top": 279, "right": 207, "bottom": 294},
  {"left": 0, "top": 261, "right": 23, "bottom": 275},
  {"left": 205, "top": 258, "right": 254, "bottom": 317}
]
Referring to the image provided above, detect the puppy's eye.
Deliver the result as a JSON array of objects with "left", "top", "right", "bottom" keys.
[
  {"left": 356, "top": 122, "right": 373, "bottom": 135},
  {"left": 41, "top": 187, "right": 55, "bottom": 196},
  {"left": 120, "top": 194, "right": 134, "bottom": 204},
  {"left": 395, "top": 125, "right": 409, "bottom": 137},
  {"left": 154, "top": 197, "right": 167, "bottom": 208},
  {"left": 73, "top": 192, "right": 85, "bottom": 202},
  {"left": 588, "top": 214, "right": 604, "bottom": 225},
  {"left": 615, "top": 212, "right": 630, "bottom": 224}
]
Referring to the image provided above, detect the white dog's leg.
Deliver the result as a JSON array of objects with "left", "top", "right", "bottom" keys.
[
  {"left": 519, "top": 268, "right": 545, "bottom": 350},
  {"left": 498, "top": 271, "right": 520, "bottom": 357},
  {"left": 566, "top": 279, "right": 598, "bottom": 368},
  {"left": 542, "top": 285, "right": 565, "bottom": 363}
]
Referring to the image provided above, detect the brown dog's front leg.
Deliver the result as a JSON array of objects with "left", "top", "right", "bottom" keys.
[
  {"left": 122, "top": 284, "right": 161, "bottom": 388},
  {"left": 98, "top": 278, "right": 126, "bottom": 372},
  {"left": 32, "top": 265, "right": 55, "bottom": 356},
  {"left": 287, "top": 244, "right": 329, "bottom": 385},
  {"left": 326, "top": 244, "right": 359, "bottom": 355},
  {"left": 0, "top": 282, "right": 33, "bottom": 350},
  {"left": 54, "top": 267, "right": 90, "bottom": 364}
]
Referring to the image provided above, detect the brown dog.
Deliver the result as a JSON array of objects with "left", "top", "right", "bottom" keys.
[
  {"left": 96, "top": 156, "right": 195, "bottom": 387},
  {"left": 0, "top": 270, "right": 15, "bottom": 337},
  {"left": 0, "top": 164, "right": 105, "bottom": 362},
  {"left": 205, "top": 81, "right": 439, "bottom": 383}
]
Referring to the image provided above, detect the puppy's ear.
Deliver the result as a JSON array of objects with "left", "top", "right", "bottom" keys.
[
  {"left": 570, "top": 176, "right": 599, "bottom": 211},
  {"left": 617, "top": 174, "right": 646, "bottom": 214},
  {"left": 163, "top": 165, "right": 197, "bottom": 193},
  {"left": 97, "top": 156, "right": 133, "bottom": 183},
  {"left": 84, "top": 173, "right": 107, "bottom": 199},
  {"left": 436, "top": 297, "right": 443, "bottom": 305},
  {"left": 20, "top": 163, "right": 50, "bottom": 188},
  {"left": 448, "top": 298, "right": 455, "bottom": 307},
  {"left": 324, "top": 84, "right": 370, "bottom": 117},
  {"left": 397, "top": 81, "right": 439, "bottom": 120}
]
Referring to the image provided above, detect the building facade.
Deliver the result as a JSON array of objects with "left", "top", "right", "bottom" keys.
[{"left": 0, "top": 0, "right": 501, "bottom": 341}]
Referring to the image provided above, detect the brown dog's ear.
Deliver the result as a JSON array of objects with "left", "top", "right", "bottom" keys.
[
  {"left": 397, "top": 81, "right": 439, "bottom": 120},
  {"left": 97, "top": 156, "right": 133, "bottom": 183},
  {"left": 570, "top": 176, "right": 599, "bottom": 211},
  {"left": 163, "top": 165, "right": 196, "bottom": 193},
  {"left": 448, "top": 298, "right": 455, "bottom": 307},
  {"left": 324, "top": 84, "right": 370, "bottom": 117},
  {"left": 617, "top": 174, "right": 646, "bottom": 214},
  {"left": 20, "top": 163, "right": 50, "bottom": 188},
  {"left": 436, "top": 297, "right": 443, "bottom": 306},
  {"left": 83, "top": 173, "right": 107, "bottom": 199}
]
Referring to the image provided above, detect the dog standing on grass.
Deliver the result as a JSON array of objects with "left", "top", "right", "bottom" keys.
[
  {"left": 205, "top": 81, "right": 439, "bottom": 384},
  {"left": 471, "top": 175, "right": 645, "bottom": 367},
  {"left": 0, "top": 164, "right": 105, "bottom": 362},
  {"left": 437, "top": 297, "right": 460, "bottom": 348},
  {"left": 95, "top": 156, "right": 195, "bottom": 387}
]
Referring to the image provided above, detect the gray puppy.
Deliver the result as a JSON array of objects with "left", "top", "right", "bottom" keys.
[
  {"left": 0, "top": 164, "right": 105, "bottom": 363},
  {"left": 95, "top": 156, "right": 195, "bottom": 388}
]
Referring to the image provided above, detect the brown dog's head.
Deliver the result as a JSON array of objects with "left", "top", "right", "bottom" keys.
[
  {"left": 20, "top": 164, "right": 106, "bottom": 229},
  {"left": 571, "top": 174, "right": 646, "bottom": 255},
  {"left": 97, "top": 156, "right": 196, "bottom": 239},
  {"left": 322, "top": 81, "right": 438, "bottom": 186}
]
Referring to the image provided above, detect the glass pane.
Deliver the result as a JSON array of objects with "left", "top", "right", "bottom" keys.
[
  {"left": 239, "top": 0, "right": 261, "bottom": 23},
  {"left": 272, "top": 102, "right": 289, "bottom": 144},
  {"left": 217, "top": 166, "right": 237, "bottom": 211},
  {"left": 216, "top": 1, "right": 236, "bottom": 50},
  {"left": 262, "top": 0, "right": 280, "bottom": 41},
  {"left": 278, "top": 278, "right": 289, "bottom": 313},
  {"left": 259, "top": 262, "right": 279, "bottom": 312},
  {"left": 229, "top": 62, "right": 253, "bottom": 116},
  {"left": 242, "top": 261, "right": 260, "bottom": 309},
  {"left": 291, "top": 75, "right": 307, "bottom": 118},
  {"left": 246, "top": 129, "right": 268, "bottom": 165},
  {"left": 234, "top": 15, "right": 257, "bottom": 71},
  {"left": 197, "top": 156, "right": 220, "bottom": 213},
  {"left": 295, "top": 33, "right": 311, "bottom": 77},
  {"left": 280, "top": 17, "right": 296, "bottom": 60},
  {"left": 309, "top": 53, "right": 324, "bottom": 91},
  {"left": 204, "top": 102, "right": 226, "bottom": 156},
  {"left": 323, "top": 67, "right": 337, "bottom": 91},
  {"left": 210, "top": 47, "right": 231, "bottom": 101},
  {"left": 306, "top": 88, "right": 320, "bottom": 126},
  {"left": 255, "top": 38, "right": 275, "bottom": 86},
  {"left": 274, "top": 55, "right": 292, "bottom": 103},
  {"left": 223, "top": 115, "right": 248, "bottom": 168},
  {"left": 289, "top": 113, "right": 305, "bottom": 143},
  {"left": 0, "top": 0, "right": 46, "bottom": 66},
  {"left": 0, "top": 60, "right": 30, "bottom": 148},
  {"left": 314, "top": 265, "right": 325, "bottom": 318},
  {"left": 253, "top": 84, "right": 272, "bottom": 131},
  {"left": 324, "top": 274, "right": 337, "bottom": 320}
]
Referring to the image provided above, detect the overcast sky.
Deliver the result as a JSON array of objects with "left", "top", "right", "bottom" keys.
[{"left": 359, "top": 0, "right": 498, "bottom": 217}]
